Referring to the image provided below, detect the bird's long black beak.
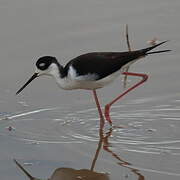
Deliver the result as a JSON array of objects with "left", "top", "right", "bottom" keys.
[{"left": 16, "top": 73, "right": 39, "bottom": 95}]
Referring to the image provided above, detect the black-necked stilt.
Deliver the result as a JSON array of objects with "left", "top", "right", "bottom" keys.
[{"left": 16, "top": 41, "right": 170, "bottom": 126}]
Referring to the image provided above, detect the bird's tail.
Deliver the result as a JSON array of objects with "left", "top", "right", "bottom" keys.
[{"left": 140, "top": 40, "right": 171, "bottom": 55}]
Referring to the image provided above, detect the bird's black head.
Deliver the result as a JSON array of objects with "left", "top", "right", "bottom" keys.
[
  {"left": 16, "top": 56, "right": 60, "bottom": 95},
  {"left": 36, "top": 56, "right": 58, "bottom": 71}
]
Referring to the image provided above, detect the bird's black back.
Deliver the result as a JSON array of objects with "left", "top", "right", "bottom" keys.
[{"left": 63, "top": 51, "right": 144, "bottom": 80}]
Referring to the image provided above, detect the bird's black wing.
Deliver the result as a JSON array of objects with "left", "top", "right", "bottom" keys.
[
  {"left": 63, "top": 51, "right": 143, "bottom": 80},
  {"left": 62, "top": 41, "right": 170, "bottom": 80}
]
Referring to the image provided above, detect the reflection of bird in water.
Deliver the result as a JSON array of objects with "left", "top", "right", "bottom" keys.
[
  {"left": 103, "top": 128, "right": 145, "bottom": 180},
  {"left": 89, "top": 125, "right": 145, "bottom": 180},
  {"left": 14, "top": 126, "right": 145, "bottom": 180},
  {"left": 14, "top": 159, "right": 109, "bottom": 180},
  {"left": 16, "top": 26, "right": 170, "bottom": 127}
]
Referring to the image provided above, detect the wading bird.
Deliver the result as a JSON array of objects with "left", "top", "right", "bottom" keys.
[{"left": 16, "top": 41, "right": 170, "bottom": 127}]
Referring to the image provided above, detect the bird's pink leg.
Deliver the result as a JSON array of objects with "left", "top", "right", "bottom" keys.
[
  {"left": 92, "top": 90, "right": 105, "bottom": 129},
  {"left": 104, "top": 72, "right": 148, "bottom": 126}
]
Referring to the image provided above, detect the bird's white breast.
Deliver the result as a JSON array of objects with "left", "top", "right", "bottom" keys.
[{"left": 50, "top": 64, "right": 121, "bottom": 90}]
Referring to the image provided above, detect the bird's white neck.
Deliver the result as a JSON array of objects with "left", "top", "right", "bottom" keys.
[{"left": 47, "top": 63, "right": 76, "bottom": 90}]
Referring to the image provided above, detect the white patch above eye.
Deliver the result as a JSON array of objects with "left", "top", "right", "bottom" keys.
[{"left": 39, "top": 63, "right": 46, "bottom": 67}]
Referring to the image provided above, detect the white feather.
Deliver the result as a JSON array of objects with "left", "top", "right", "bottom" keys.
[
  {"left": 41, "top": 63, "right": 121, "bottom": 90},
  {"left": 68, "top": 66, "right": 99, "bottom": 81}
]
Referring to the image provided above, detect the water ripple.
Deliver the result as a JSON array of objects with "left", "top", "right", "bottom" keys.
[{"left": 0, "top": 95, "right": 180, "bottom": 155}]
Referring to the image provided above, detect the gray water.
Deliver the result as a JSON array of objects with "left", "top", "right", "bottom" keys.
[{"left": 0, "top": 0, "right": 179, "bottom": 179}]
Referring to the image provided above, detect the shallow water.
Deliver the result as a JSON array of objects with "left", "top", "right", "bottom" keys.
[{"left": 0, "top": 0, "right": 180, "bottom": 179}]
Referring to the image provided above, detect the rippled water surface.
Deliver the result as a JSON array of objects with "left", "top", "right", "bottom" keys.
[{"left": 0, "top": 0, "right": 179, "bottom": 179}]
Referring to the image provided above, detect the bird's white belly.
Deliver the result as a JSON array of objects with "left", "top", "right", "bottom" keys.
[{"left": 55, "top": 70, "right": 120, "bottom": 90}]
